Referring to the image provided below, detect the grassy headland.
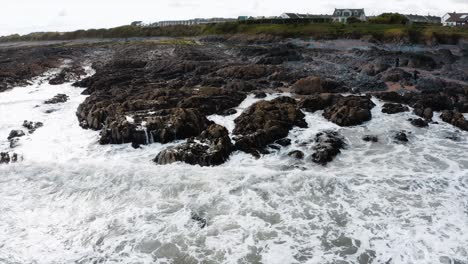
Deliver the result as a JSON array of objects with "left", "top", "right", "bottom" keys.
[{"left": 1, "top": 22, "right": 467, "bottom": 44}]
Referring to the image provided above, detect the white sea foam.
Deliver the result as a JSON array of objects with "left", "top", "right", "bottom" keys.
[{"left": 0, "top": 73, "right": 467, "bottom": 264}]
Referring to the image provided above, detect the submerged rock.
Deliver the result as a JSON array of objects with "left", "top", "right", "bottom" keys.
[
  {"left": 394, "top": 131, "right": 409, "bottom": 142},
  {"left": 362, "top": 135, "right": 378, "bottom": 142},
  {"left": 233, "top": 96, "right": 307, "bottom": 156},
  {"left": 154, "top": 124, "right": 233, "bottom": 166},
  {"left": 323, "top": 95, "right": 375, "bottom": 126},
  {"left": 311, "top": 131, "right": 345, "bottom": 165},
  {"left": 44, "top": 94, "right": 69, "bottom": 104},
  {"left": 382, "top": 103, "right": 409, "bottom": 114}
]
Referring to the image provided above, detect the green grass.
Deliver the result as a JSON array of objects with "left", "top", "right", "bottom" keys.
[{"left": 1, "top": 22, "right": 467, "bottom": 44}]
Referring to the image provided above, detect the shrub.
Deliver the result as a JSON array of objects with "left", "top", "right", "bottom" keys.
[{"left": 369, "top": 13, "right": 409, "bottom": 25}]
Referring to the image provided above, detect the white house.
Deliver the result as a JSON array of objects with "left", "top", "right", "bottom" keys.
[
  {"left": 332, "top": 9, "right": 366, "bottom": 23},
  {"left": 442, "top": 12, "right": 468, "bottom": 26}
]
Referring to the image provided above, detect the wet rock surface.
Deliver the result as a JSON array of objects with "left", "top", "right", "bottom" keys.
[
  {"left": 0, "top": 152, "right": 19, "bottom": 164},
  {"left": 440, "top": 110, "right": 468, "bottom": 131},
  {"left": 323, "top": 95, "right": 375, "bottom": 126},
  {"left": 382, "top": 103, "right": 409, "bottom": 114},
  {"left": 23, "top": 120, "right": 43, "bottom": 133},
  {"left": 233, "top": 96, "right": 307, "bottom": 156},
  {"left": 311, "top": 131, "right": 346, "bottom": 165},
  {"left": 154, "top": 124, "right": 233, "bottom": 166}
]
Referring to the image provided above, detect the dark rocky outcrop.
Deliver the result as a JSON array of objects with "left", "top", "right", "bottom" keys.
[
  {"left": 440, "top": 110, "right": 468, "bottom": 131},
  {"left": 311, "top": 131, "right": 345, "bottom": 165},
  {"left": 379, "top": 68, "right": 413, "bottom": 83},
  {"left": 100, "top": 108, "right": 210, "bottom": 145},
  {"left": 298, "top": 94, "right": 341, "bottom": 113},
  {"left": 322, "top": 95, "right": 375, "bottom": 126},
  {"left": 233, "top": 96, "right": 307, "bottom": 156},
  {"left": 382, "top": 103, "right": 409, "bottom": 114},
  {"left": 0, "top": 152, "right": 19, "bottom": 164},
  {"left": 154, "top": 124, "right": 233, "bottom": 166},
  {"left": 23, "top": 120, "right": 44, "bottom": 133},
  {"left": 44, "top": 94, "right": 69, "bottom": 104}
]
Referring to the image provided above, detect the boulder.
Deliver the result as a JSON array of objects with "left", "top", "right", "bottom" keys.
[
  {"left": 311, "top": 131, "right": 345, "bottom": 165},
  {"left": 440, "top": 110, "right": 468, "bottom": 131},
  {"left": 323, "top": 95, "right": 375, "bottom": 126},
  {"left": 233, "top": 96, "right": 307, "bottom": 155},
  {"left": 288, "top": 150, "right": 304, "bottom": 159},
  {"left": 154, "top": 124, "right": 233, "bottom": 166},
  {"left": 410, "top": 118, "right": 429, "bottom": 128},
  {"left": 275, "top": 138, "right": 291, "bottom": 146},
  {"left": 413, "top": 107, "right": 433, "bottom": 120},
  {"left": 382, "top": 103, "right": 409, "bottom": 114}
]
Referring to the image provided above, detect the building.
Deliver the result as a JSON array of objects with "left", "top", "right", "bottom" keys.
[
  {"left": 280, "top": 13, "right": 331, "bottom": 20},
  {"left": 332, "top": 9, "right": 366, "bottom": 23},
  {"left": 152, "top": 18, "right": 236, "bottom": 27},
  {"left": 403, "top": 14, "right": 441, "bottom": 24},
  {"left": 442, "top": 12, "right": 468, "bottom": 26}
]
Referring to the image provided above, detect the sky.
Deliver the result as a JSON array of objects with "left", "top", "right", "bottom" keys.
[{"left": 1, "top": 0, "right": 467, "bottom": 36}]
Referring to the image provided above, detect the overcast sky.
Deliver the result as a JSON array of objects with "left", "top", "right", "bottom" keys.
[{"left": 1, "top": 0, "right": 467, "bottom": 36}]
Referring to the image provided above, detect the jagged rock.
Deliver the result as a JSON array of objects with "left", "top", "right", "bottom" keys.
[
  {"left": 22, "top": 120, "right": 43, "bottom": 133},
  {"left": 362, "top": 135, "right": 378, "bottom": 142},
  {"left": 323, "top": 95, "right": 375, "bottom": 126},
  {"left": 410, "top": 118, "right": 429, "bottom": 128},
  {"left": 233, "top": 96, "right": 307, "bottom": 155},
  {"left": 44, "top": 94, "right": 69, "bottom": 104},
  {"left": 394, "top": 131, "right": 409, "bottom": 142},
  {"left": 7, "top": 130, "right": 25, "bottom": 140},
  {"left": 100, "top": 108, "right": 210, "bottom": 145},
  {"left": 288, "top": 150, "right": 304, "bottom": 159},
  {"left": 440, "top": 110, "right": 468, "bottom": 131},
  {"left": 154, "top": 124, "right": 233, "bottom": 166},
  {"left": 382, "top": 103, "right": 409, "bottom": 114},
  {"left": 311, "top": 131, "right": 345, "bottom": 165}
]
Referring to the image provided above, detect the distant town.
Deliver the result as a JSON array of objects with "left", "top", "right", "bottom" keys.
[{"left": 131, "top": 9, "right": 468, "bottom": 28}]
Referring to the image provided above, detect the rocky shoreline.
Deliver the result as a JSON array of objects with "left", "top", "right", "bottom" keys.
[{"left": 1, "top": 36, "right": 467, "bottom": 166}]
